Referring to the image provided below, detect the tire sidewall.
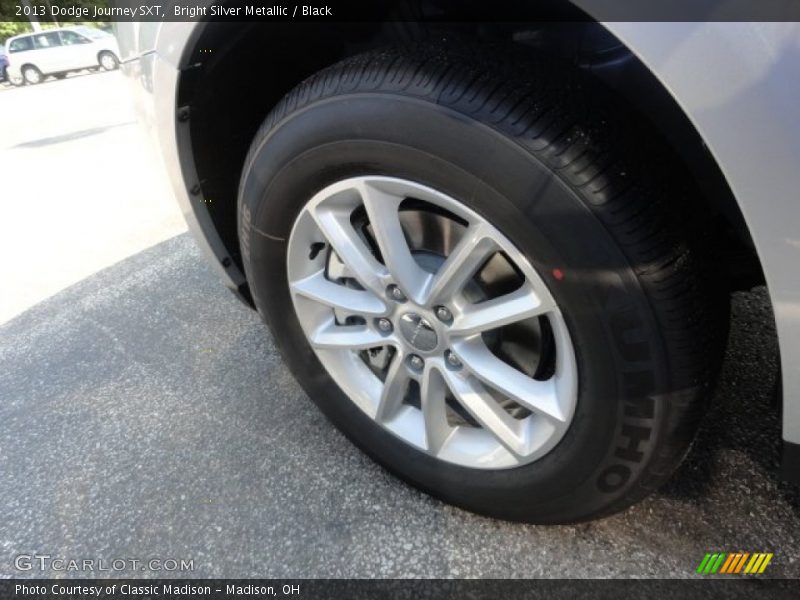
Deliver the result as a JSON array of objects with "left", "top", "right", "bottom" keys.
[{"left": 240, "top": 94, "right": 671, "bottom": 522}]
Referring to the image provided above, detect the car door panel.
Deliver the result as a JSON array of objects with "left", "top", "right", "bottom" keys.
[{"left": 31, "top": 32, "right": 64, "bottom": 73}]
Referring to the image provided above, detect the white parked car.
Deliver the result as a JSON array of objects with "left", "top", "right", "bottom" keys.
[{"left": 4, "top": 26, "right": 120, "bottom": 85}]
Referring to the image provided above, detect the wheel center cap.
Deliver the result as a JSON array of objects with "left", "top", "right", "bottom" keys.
[{"left": 399, "top": 313, "right": 438, "bottom": 352}]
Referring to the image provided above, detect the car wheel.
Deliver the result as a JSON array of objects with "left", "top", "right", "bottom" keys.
[
  {"left": 99, "top": 51, "right": 118, "bottom": 71},
  {"left": 237, "top": 46, "right": 728, "bottom": 523},
  {"left": 21, "top": 65, "right": 42, "bottom": 85}
]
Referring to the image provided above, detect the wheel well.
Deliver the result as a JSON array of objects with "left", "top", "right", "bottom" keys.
[{"left": 178, "top": 14, "right": 765, "bottom": 291}]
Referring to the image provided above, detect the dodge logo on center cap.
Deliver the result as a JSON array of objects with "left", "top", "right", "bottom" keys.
[{"left": 399, "top": 313, "right": 438, "bottom": 352}]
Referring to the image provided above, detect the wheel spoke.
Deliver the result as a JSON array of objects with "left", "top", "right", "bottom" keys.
[
  {"left": 441, "top": 369, "right": 527, "bottom": 458},
  {"left": 425, "top": 224, "right": 497, "bottom": 304},
  {"left": 358, "top": 180, "right": 431, "bottom": 303},
  {"left": 375, "top": 351, "right": 410, "bottom": 421},
  {"left": 311, "top": 205, "right": 387, "bottom": 296},
  {"left": 420, "top": 367, "right": 452, "bottom": 455},
  {"left": 309, "top": 319, "right": 388, "bottom": 350},
  {"left": 291, "top": 269, "right": 387, "bottom": 316},
  {"left": 450, "top": 284, "right": 554, "bottom": 337},
  {"left": 452, "top": 338, "right": 566, "bottom": 422}
]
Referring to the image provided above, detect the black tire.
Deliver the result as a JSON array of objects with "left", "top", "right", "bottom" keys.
[
  {"left": 8, "top": 71, "right": 24, "bottom": 86},
  {"left": 21, "top": 65, "right": 42, "bottom": 85},
  {"left": 238, "top": 45, "right": 728, "bottom": 522},
  {"left": 98, "top": 51, "right": 118, "bottom": 71}
]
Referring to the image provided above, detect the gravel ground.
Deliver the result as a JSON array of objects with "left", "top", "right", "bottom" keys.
[{"left": 1, "top": 234, "right": 797, "bottom": 579}]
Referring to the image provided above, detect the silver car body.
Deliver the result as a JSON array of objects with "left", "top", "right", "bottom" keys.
[{"left": 118, "top": 18, "right": 800, "bottom": 452}]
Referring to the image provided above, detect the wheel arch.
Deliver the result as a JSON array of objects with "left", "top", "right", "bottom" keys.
[
  {"left": 19, "top": 63, "right": 40, "bottom": 74},
  {"left": 596, "top": 22, "right": 800, "bottom": 452},
  {"left": 175, "top": 18, "right": 764, "bottom": 285}
]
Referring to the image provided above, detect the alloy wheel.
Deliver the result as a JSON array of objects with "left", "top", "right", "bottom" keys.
[
  {"left": 101, "top": 54, "right": 116, "bottom": 70},
  {"left": 287, "top": 177, "right": 577, "bottom": 469}
]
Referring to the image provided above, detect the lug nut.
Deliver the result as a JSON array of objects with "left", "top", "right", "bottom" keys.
[
  {"left": 377, "top": 318, "right": 393, "bottom": 333},
  {"left": 387, "top": 284, "right": 406, "bottom": 302},
  {"left": 445, "top": 350, "right": 462, "bottom": 369},
  {"left": 408, "top": 354, "right": 424, "bottom": 371},
  {"left": 435, "top": 306, "right": 452, "bottom": 323}
]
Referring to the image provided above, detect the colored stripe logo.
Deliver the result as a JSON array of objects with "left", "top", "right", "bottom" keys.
[{"left": 696, "top": 552, "right": 773, "bottom": 575}]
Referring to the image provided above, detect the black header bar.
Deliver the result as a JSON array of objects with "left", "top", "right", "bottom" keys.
[{"left": 2, "top": 0, "right": 800, "bottom": 23}]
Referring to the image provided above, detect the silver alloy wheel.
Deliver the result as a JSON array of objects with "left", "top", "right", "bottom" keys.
[
  {"left": 23, "top": 67, "right": 41, "bottom": 84},
  {"left": 100, "top": 54, "right": 116, "bottom": 70},
  {"left": 287, "top": 177, "right": 578, "bottom": 469}
]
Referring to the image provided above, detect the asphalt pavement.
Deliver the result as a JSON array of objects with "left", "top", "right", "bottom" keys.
[{"left": 0, "top": 69, "right": 798, "bottom": 580}]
